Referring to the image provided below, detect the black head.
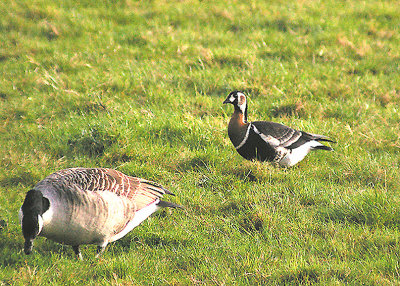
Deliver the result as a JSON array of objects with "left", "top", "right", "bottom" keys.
[
  {"left": 223, "top": 91, "right": 248, "bottom": 120},
  {"left": 21, "top": 189, "right": 50, "bottom": 255}
]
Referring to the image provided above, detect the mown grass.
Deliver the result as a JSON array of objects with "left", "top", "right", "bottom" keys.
[{"left": 1, "top": 0, "right": 399, "bottom": 284}]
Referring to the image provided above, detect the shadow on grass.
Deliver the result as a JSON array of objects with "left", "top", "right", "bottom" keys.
[
  {"left": 271, "top": 267, "right": 362, "bottom": 284},
  {"left": 221, "top": 162, "right": 273, "bottom": 183},
  {"left": 177, "top": 155, "right": 214, "bottom": 172},
  {"left": 270, "top": 101, "right": 308, "bottom": 118},
  {"left": 0, "top": 233, "right": 27, "bottom": 267},
  {"left": 66, "top": 126, "right": 117, "bottom": 157},
  {"left": 115, "top": 233, "right": 188, "bottom": 251},
  {"left": 103, "top": 152, "right": 133, "bottom": 165},
  {"left": 1, "top": 228, "right": 73, "bottom": 266},
  {"left": 317, "top": 192, "right": 400, "bottom": 227},
  {"left": 220, "top": 202, "right": 264, "bottom": 233},
  {"left": 275, "top": 267, "right": 320, "bottom": 285},
  {"left": 149, "top": 125, "right": 187, "bottom": 146},
  {"left": 0, "top": 171, "right": 39, "bottom": 188}
]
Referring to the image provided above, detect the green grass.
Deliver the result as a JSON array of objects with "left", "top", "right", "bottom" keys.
[{"left": 1, "top": 0, "right": 400, "bottom": 284}]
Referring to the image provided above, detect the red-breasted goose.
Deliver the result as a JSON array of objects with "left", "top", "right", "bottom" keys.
[
  {"left": 223, "top": 91, "right": 335, "bottom": 167},
  {"left": 19, "top": 168, "right": 181, "bottom": 260}
]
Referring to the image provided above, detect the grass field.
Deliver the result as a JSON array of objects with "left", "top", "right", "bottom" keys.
[{"left": 1, "top": 0, "right": 400, "bottom": 284}]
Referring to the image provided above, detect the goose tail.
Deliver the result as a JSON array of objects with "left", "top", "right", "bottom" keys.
[
  {"left": 157, "top": 200, "right": 184, "bottom": 209},
  {"left": 312, "top": 144, "right": 333, "bottom": 151},
  {"left": 311, "top": 134, "right": 336, "bottom": 144}
]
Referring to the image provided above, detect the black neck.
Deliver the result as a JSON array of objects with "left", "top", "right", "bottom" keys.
[{"left": 21, "top": 190, "right": 49, "bottom": 239}]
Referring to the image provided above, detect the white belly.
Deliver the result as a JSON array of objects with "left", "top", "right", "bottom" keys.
[{"left": 279, "top": 141, "right": 321, "bottom": 167}]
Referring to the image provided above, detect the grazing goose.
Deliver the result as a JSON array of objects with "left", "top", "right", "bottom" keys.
[
  {"left": 223, "top": 91, "right": 335, "bottom": 167},
  {"left": 20, "top": 168, "right": 181, "bottom": 260}
]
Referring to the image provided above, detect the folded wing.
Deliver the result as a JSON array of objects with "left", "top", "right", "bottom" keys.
[{"left": 251, "top": 121, "right": 334, "bottom": 150}]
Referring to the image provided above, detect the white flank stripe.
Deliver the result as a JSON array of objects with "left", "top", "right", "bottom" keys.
[
  {"left": 252, "top": 125, "right": 280, "bottom": 147},
  {"left": 235, "top": 124, "right": 252, "bottom": 149}
]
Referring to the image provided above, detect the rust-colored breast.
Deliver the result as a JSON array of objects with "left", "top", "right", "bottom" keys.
[{"left": 228, "top": 111, "right": 250, "bottom": 148}]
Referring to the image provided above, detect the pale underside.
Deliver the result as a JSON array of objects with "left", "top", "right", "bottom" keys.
[{"left": 30, "top": 168, "right": 168, "bottom": 246}]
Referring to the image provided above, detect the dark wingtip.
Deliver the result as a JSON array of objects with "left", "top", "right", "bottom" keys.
[
  {"left": 157, "top": 200, "right": 184, "bottom": 209},
  {"left": 157, "top": 186, "right": 175, "bottom": 196},
  {"left": 163, "top": 188, "right": 176, "bottom": 196},
  {"left": 319, "top": 138, "right": 336, "bottom": 144},
  {"left": 144, "top": 181, "right": 175, "bottom": 196},
  {"left": 314, "top": 136, "right": 336, "bottom": 144},
  {"left": 313, "top": 145, "right": 333, "bottom": 151}
]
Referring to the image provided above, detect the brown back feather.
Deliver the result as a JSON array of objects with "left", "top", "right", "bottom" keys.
[{"left": 44, "top": 168, "right": 170, "bottom": 211}]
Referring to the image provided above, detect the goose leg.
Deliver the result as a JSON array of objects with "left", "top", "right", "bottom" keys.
[
  {"left": 95, "top": 245, "right": 106, "bottom": 258},
  {"left": 72, "top": 245, "right": 83, "bottom": 261}
]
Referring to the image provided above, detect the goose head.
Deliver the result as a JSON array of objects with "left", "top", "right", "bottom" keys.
[
  {"left": 20, "top": 190, "right": 49, "bottom": 254},
  {"left": 223, "top": 91, "right": 248, "bottom": 122}
]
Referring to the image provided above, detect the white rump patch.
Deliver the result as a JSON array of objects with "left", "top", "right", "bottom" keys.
[{"left": 279, "top": 140, "right": 322, "bottom": 167}]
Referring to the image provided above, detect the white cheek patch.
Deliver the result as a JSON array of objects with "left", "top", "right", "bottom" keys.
[
  {"left": 238, "top": 94, "right": 246, "bottom": 105},
  {"left": 38, "top": 215, "right": 44, "bottom": 234},
  {"left": 229, "top": 95, "right": 235, "bottom": 102},
  {"left": 238, "top": 94, "right": 247, "bottom": 114}
]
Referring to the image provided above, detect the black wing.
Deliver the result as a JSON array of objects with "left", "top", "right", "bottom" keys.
[
  {"left": 251, "top": 121, "right": 334, "bottom": 150},
  {"left": 251, "top": 121, "right": 301, "bottom": 148}
]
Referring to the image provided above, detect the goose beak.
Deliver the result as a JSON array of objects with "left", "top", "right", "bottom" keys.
[
  {"left": 223, "top": 98, "right": 231, "bottom": 104},
  {"left": 24, "top": 239, "right": 33, "bottom": 255}
]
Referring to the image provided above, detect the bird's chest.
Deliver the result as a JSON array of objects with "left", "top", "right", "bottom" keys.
[
  {"left": 236, "top": 127, "right": 278, "bottom": 162},
  {"left": 227, "top": 114, "right": 250, "bottom": 148}
]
